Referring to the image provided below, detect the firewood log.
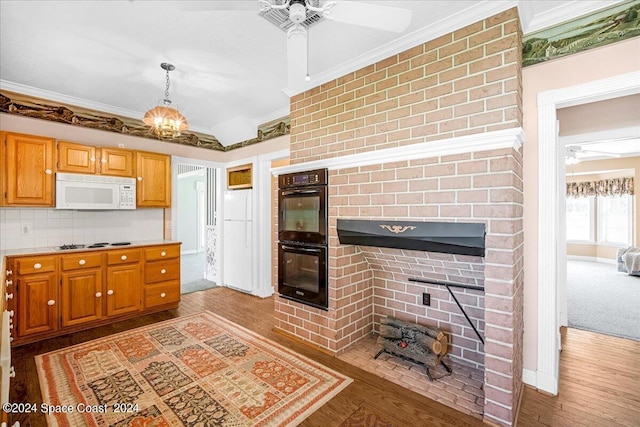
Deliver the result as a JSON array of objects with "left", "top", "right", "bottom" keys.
[
  {"left": 379, "top": 324, "right": 402, "bottom": 339},
  {"left": 382, "top": 316, "right": 444, "bottom": 341},
  {"left": 417, "top": 333, "right": 442, "bottom": 355}
]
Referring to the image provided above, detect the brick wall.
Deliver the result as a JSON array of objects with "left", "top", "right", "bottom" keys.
[
  {"left": 289, "top": 9, "right": 522, "bottom": 164},
  {"left": 275, "top": 8, "right": 524, "bottom": 426}
]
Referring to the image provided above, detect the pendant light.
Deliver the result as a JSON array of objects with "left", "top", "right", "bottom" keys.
[{"left": 143, "top": 62, "right": 188, "bottom": 138}]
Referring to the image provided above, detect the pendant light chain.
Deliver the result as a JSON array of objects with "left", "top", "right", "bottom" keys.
[{"left": 165, "top": 68, "right": 171, "bottom": 101}]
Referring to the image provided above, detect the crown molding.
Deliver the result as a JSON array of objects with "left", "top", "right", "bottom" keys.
[
  {"left": 0, "top": 79, "right": 257, "bottom": 136},
  {"left": 523, "top": 0, "right": 627, "bottom": 34},
  {"left": 272, "top": 127, "right": 524, "bottom": 176},
  {"left": 284, "top": 1, "right": 518, "bottom": 96}
]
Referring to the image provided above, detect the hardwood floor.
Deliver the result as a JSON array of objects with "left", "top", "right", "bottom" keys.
[
  {"left": 9, "top": 287, "right": 484, "bottom": 427},
  {"left": 10, "top": 288, "right": 639, "bottom": 426},
  {"left": 518, "top": 327, "right": 640, "bottom": 426}
]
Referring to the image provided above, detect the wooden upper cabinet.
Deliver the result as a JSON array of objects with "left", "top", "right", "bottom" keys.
[
  {"left": 4, "top": 132, "right": 55, "bottom": 206},
  {"left": 57, "top": 140, "right": 97, "bottom": 174},
  {"left": 99, "top": 147, "right": 134, "bottom": 177},
  {"left": 135, "top": 151, "right": 171, "bottom": 207}
]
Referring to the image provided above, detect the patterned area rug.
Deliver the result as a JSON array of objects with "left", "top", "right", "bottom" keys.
[{"left": 36, "top": 311, "right": 352, "bottom": 426}]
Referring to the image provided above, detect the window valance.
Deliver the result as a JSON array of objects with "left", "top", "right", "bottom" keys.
[{"left": 566, "top": 177, "right": 634, "bottom": 198}]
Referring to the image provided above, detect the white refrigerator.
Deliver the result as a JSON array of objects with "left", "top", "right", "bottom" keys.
[{"left": 223, "top": 189, "right": 253, "bottom": 292}]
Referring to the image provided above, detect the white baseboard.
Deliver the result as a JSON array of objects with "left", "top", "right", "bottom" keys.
[
  {"left": 567, "top": 255, "right": 616, "bottom": 265},
  {"left": 522, "top": 369, "right": 537, "bottom": 388}
]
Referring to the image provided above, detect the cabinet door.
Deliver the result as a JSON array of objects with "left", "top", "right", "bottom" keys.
[
  {"left": 135, "top": 151, "right": 171, "bottom": 207},
  {"left": 0, "top": 131, "right": 5, "bottom": 207},
  {"left": 57, "top": 141, "right": 97, "bottom": 174},
  {"left": 4, "top": 133, "right": 55, "bottom": 206},
  {"left": 100, "top": 147, "right": 134, "bottom": 177},
  {"left": 106, "top": 264, "right": 141, "bottom": 316},
  {"left": 60, "top": 269, "right": 104, "bottom": 328},
  {"left": 17, "top": 273, "right": 58, "bottom": 337}
]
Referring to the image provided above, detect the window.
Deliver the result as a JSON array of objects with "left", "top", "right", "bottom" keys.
[
  {"left": 566, "top": 196, "right": 594, "bottom": 242},
  {"left": 598, "top": 194, "right": 633, "bottom": 245},
  {"left": 566, "top": 194, "right": 634, "bottom": 245}
]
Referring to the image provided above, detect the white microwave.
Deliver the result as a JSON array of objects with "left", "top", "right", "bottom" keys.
[{"left": 55, "top": 173, "right": 136, "bottom": 210}]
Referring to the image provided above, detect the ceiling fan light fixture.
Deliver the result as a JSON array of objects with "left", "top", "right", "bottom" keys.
[
  {"left": 143, "top": 62, "right": 188, "bottom": 139},
  {"left": 289, "top": 0, "right": 307, "bottom": 24}
]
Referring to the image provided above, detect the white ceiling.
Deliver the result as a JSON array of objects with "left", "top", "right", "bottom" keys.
[{"left": 0, "top": 0, "right": 624, "bottom": 145}]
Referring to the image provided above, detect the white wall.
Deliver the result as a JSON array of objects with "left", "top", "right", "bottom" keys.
[{"left": 177, "top": 172, "right": 205, "bottom": 253}]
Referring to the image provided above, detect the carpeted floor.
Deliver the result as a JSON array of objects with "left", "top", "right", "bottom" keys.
[
  {"left": 36, "top": 311, "right": 352, "bottom": 427},
  {"left": 567, "top": 259, "right": 640, "bottom": 341}
]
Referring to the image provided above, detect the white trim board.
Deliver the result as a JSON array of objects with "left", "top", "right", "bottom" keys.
[
  {"left": 536, "top": 70, "right": 640, "bottom": 395},
  {"left": 272, "top": 128, "right": 524, "bottom": 176}
]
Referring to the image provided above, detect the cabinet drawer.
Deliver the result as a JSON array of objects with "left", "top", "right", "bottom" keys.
[
  {"left": 15, "top": 256, "right": 57, "bottom": 275},
  {"left": 61, "top": 253, "right": 103, "bottom": 271},
  {"left": 107, "top": 248, "right": 141, "bottom": 265},
  {"left": 144, "top": 281, "right": 180, "bottom": 308},
  {"left": 144, "top": 245, "right": 180, "bottom": 261},
  {"left": 145, "top": 259, "right": 180, "bottom": 283}
]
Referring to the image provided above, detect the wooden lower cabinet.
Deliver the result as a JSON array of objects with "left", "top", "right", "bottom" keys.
[
  {"left": 8, "top": 242, "right": 180, "bottom": 346},
  {"left": 17, "top": 272, "right": 58, "bottom": 337},
  {"left": 106, "top": 264, "right": 141, "bottom": 316},
  {"left": 61, "top": 268, "right": 103, "bottom": 328}
]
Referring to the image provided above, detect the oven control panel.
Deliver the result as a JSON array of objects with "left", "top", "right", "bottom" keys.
[{"left": 279, "top": 168, "right": 327, "bottom": 188}]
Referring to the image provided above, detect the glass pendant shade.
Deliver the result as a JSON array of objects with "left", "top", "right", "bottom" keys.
[
  {"left": 143, "top": 104, "right": 188, "bottom": 138},
  {"left": 144, "top": 62, "right": 188, "bottom": 138}
]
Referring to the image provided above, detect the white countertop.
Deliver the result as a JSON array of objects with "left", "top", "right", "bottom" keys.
[{"left": 0, "top": 240, "right": 181, "bottom": 259}]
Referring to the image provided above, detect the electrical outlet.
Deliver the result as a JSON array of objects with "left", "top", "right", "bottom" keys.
[
  {"left": 21, "top": 223, "right": 32, "bottom": 236},
  {"left": 165, "top": 221, "right": 172, "bottom": 230},
  {"left": 422, "top": 292, "right": 431, "bottom": 306},
  {"left": 118, "top": 143, "right": 125, "bottom": 148}
]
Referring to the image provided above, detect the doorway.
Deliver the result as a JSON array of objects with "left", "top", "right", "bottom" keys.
[
  {"left": 176, "top": 162, "right": 219, "bottom": 294},
  {"left": 536, "top": 71, "right": 640, "bottom": 395}
]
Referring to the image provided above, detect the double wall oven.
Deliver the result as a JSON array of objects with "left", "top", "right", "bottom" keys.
[{"left": 278, "top": 169, "right": 328, "bottom": 310}]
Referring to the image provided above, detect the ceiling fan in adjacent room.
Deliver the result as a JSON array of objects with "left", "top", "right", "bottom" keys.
[
  {"left": 179, "top": 0, "right": 412, "bottom": 90},
  {"left": 565, "top": 144, "right": 622, "bottom": 165}
]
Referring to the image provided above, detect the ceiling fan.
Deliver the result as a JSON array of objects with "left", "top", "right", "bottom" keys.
[
  {"left": 565, "top": 145, "right": 622, "bottom": 164},
  {"left": 179, "top": 0, "right": 412, "bottom": 90}
]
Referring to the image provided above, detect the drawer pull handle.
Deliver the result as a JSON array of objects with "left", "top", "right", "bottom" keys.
[
  {"left": 121, "top": 255, "right": 127, "bottom": 261},
  {"left": 6, "top": 280, "right": 13, "bottom": 287},
  {"left": 101, "top": 158, "right": 107, "bottom": 163},
  {"left": 160, "top": 269, "right": 167, "bottom": 274},
  {"left": 161, "top": 251, "right": 167, "bottom": 257},
  {"left": 95, "top": 292, "right": 102, "bottom": 298},
  {"left": 79, "top": 259, "right": 86, "bottom": 266},
  {"left": 34, "top": 263, "right": 42, "bottom": 269},
  {"left": 107, "top": 290, "right": 114, "bottom": 296},
  {"left": 8, "top": 310, "right": 14, "bottom": 317},
  {"left": 160, "top": 292, "right": 166, "bottom": 298},
  {"left": 6, "top": 269, "right": 12, "bottom": 276},
  {"left": 137, "top": 176, "right": 143, "bottom": 181},
  {"left": 45, "top": 169, "right": 52, "bottom": 175},
  {"left": 6, "top": 293, "right": 14, "bottom": 301},
  {"left": 47, "top": 299, "right": 55, "bottom": 306}
]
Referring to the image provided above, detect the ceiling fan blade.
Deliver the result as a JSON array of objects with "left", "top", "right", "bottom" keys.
[
  {"left": 287, "top": 25, "right": 308, "bottom": 91},
  {"left": 581, "top": 149, "right": 621, "bottom": 157},
  {"left": 323, "top": 1, "right": 412, "bottom": 33},
  {"left": 176, "top": 1, "right": 259, "bottom": 12}
]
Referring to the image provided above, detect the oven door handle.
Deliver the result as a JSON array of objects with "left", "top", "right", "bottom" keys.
[
  {"left": 281, "top": 245, "right": 322, "bottom": 253},
  {"left": 281, "top": 189, "right": 320, "bottom": 196}
]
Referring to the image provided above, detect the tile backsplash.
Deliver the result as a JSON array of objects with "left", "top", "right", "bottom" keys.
[{"left": 0, "top": 208, "right": 164, "bottom": 251}]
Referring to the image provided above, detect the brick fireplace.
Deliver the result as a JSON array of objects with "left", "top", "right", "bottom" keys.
[{"left": 274, "top": 8, "right": 524, "bottom": 426}]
